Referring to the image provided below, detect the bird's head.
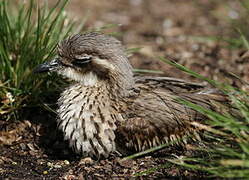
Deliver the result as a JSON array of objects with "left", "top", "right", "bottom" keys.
[{"left": 34, "top": 32, "right": 134, "bottom": 88}]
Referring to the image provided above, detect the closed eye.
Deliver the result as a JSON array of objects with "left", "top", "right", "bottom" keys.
[{"left": 72, "top": 56, "right": 92, "bottom": 67}]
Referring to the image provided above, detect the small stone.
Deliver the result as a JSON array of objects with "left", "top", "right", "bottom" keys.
[
  {"left": 64, "top": 160, "right": 70, "bottom": 165},
  {"left": 47, "top": 162, "right": 53, "bottom": 167},
  {"left": 27, "top": 143, "right": 37, "bottom": 152},
  {"left": 64, "top": 175, "right": 76, "bottom": 179},
  {"left": 100, "top": 160, "right": 106, "bottom": 165},
  {"left": 54, "top": 164, "right": 62, "bottom": 169},
  {"left": 20, "top": 143, "right": 26, "bottom": 150},
  {"left": 37, "top": 159, "right": 44, "bottom": 165},
  {"left": 79, "top": 157, "right": 93, "bottom": 165},
  {"left": 118, "top": 159, "right": 133, "bottom": 168},
  {"left": 12, "top": 161, "right": 17, "bottom": 165}
]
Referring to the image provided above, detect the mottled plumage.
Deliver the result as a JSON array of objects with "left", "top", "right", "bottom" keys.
[{"left": 34, "top": 32, "right": 229, "bottom": 158}]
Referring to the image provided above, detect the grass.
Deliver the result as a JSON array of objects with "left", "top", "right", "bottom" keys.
[
  {"left": 0, "top": 0, "right": 83, "bottom": 120},
  {"left": 169, "top": 82, "right": 249, "bottom": 177},
  {"left": 230, "top": 0, "right": 249, "bottom": 48}
]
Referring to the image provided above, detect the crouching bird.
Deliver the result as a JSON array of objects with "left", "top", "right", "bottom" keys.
[{"left": 34, "top": 32, "right": 229, "bottom": 158}]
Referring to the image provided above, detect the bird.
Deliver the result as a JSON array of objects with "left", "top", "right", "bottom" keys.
[{"left": 34, "top": 32, "right": 230, "bottom": 158}]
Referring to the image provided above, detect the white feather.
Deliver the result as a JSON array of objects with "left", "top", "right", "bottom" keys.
[{"left": 59, "top": 68, "right": 98, "bottom": 86}]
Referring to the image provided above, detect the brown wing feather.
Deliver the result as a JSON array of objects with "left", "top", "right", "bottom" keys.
[{"left": 117, "top": 76, "right": 229, "bottom": 152}]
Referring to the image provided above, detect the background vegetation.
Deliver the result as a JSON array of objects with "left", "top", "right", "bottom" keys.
[{"left": 0, "top": 0, "right": 81, "bottom": 120}]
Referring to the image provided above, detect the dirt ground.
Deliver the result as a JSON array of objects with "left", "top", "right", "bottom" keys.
[{"left": 1, "top": 1, "right": 249, "bottom": 179}]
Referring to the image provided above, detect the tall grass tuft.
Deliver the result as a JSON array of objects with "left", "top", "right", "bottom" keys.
[
  {"left": 0, "top": 0, "right": 83, "bottom": 120},
  {"left": 159, "top": 56, "right": 249, "bottom": 178}
]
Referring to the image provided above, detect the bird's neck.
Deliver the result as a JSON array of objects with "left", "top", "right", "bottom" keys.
[{"left": 78, "top": 70, "right": 134, "bottom": 97}]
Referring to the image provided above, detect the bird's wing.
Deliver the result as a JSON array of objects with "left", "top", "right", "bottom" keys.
[
  {"left": 134, "top": 76, "right": 228, "bottom": 101},
  {"left": 134, "top": 76, "right": 208, "bottom": 93},
  {"left": 116, "top": 77, "right": 229, "bottom": 152}
]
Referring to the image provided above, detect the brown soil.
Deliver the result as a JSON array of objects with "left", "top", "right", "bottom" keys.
[{"left": 1, "top": 1, "right": 248, "bottom": 179}]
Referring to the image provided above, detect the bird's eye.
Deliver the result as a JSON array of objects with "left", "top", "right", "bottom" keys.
[{"left": 72, "top": 55, "right": 92, "bottom": 67}]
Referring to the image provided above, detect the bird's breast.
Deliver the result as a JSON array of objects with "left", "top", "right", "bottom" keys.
[{"left": 57, "top": 83, "right": 123, "bottom": 158}]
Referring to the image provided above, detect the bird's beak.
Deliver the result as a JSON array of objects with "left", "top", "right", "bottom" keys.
[{"left": 33, "top": 58, "right": 60, "bottom": 73}]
